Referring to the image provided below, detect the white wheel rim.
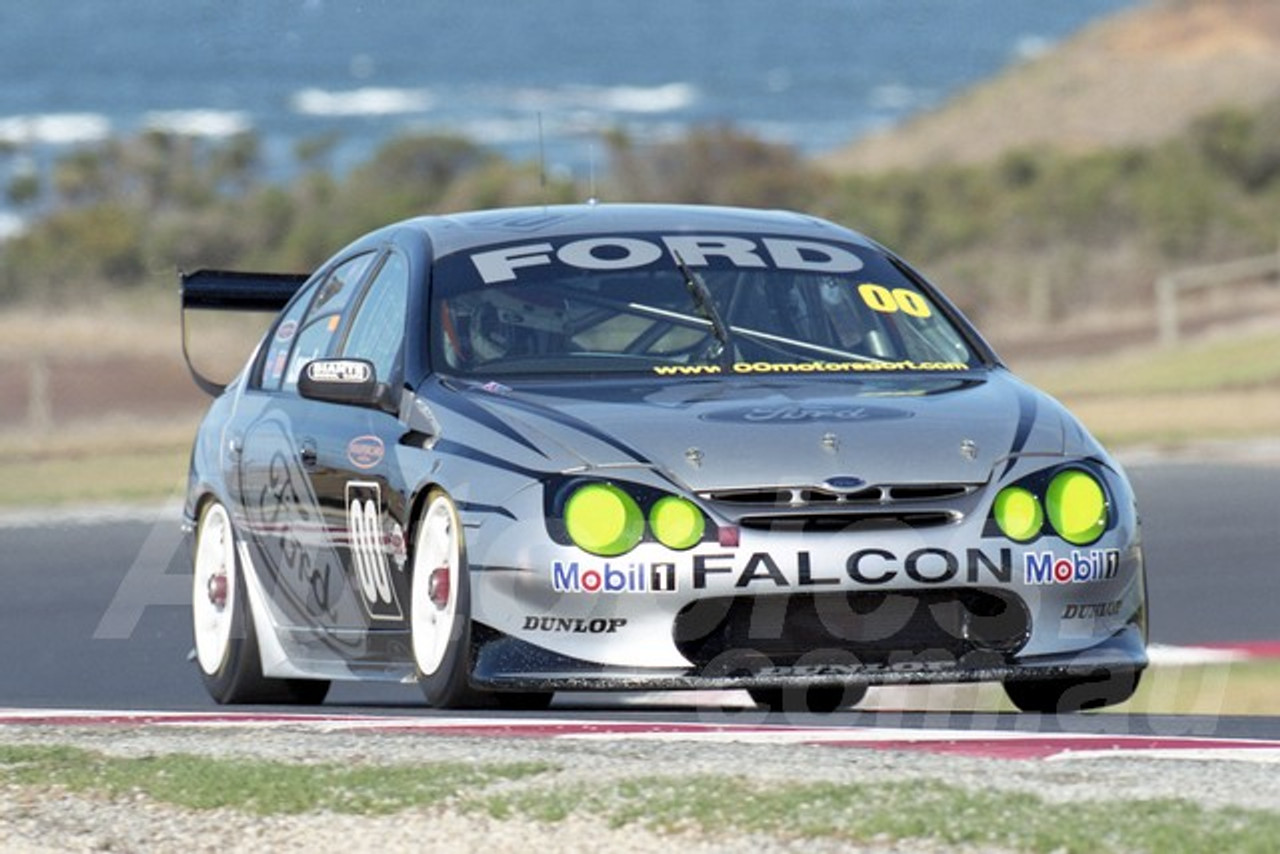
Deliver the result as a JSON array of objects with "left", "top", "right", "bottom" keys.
[
  {"left": 411, "top": 496, "right": 460, "bottom": 676},
  {"left": 192, "top": 503, "right": 237, "bottom": 676}
]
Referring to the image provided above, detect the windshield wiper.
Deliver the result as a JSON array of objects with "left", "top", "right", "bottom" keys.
[{"left": 672, "top": 251, "right": 733, "bottom": 369}]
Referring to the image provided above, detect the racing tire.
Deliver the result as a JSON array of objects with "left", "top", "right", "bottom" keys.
[
  {"left": 1003, "top": 669, "right": 1141, "bottom": 713},
  {"left": 191, "top": 501, "right": 331, "bottom": 705},
  {"left": 410, "top": 490, "right": 492, "bottom": 708},
  {"left": 748, "top": 684, "right": 867, "bottom": 714}
]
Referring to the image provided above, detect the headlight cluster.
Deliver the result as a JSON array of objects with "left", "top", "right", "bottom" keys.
[
  {"left": 992, "top": 467, "right": 1110, "bottom": 546},
  {"left": 554, "top": 480, "right": 708, "bottom": 556}
]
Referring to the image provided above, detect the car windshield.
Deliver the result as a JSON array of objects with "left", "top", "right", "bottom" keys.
[{"left": 431, "top": 232, "right": 981, "bottom": 378}]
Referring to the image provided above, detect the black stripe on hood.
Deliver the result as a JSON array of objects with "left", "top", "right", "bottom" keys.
[
  {"left": 474, "top": 390, "right": 653, "bottom": 466},
  {"left": 1000, "top": 385, "right": 1040, "bottom": 478},
  {"left": 430, "top": 388, "right": 550, "bottom": 459}
]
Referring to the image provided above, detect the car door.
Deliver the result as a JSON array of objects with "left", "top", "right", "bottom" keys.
[
  {"left": 303, "top": 249, "right": 414, "bottom": 634},
  {"left": 231, "top": 251, "right": 379, "bottom": 640}
]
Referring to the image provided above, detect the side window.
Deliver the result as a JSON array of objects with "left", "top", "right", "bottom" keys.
[
  {"left": 258, "top": 284, "right": 315, "bottom": 392},
  {"left": 282, "top": 252, "right": 376, "bottom": 390},
  {"left": 342, "top": 252, "right": 409, "bottom": 383}
]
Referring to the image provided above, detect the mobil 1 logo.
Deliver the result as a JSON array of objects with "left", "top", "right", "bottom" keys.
[{"left": 346, "top": 481, "right": 404, "bottom": 621}]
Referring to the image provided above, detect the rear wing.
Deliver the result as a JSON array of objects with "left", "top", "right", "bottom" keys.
[{"left": 180, "top": 268, "right": 310, "bottom": 396}]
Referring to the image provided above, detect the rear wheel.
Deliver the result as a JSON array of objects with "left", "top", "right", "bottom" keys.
[
  {"left": 191, "top": 501, "right": 330, "bottom": 704},
  {"left": 1004, "top": 669, "right": 1141, "bottom": 713},
  {"left": 749, "top": 684, "right": 867, "bottom": 714}
]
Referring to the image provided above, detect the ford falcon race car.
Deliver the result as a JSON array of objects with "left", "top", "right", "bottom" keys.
[{"left": 182, "top": 203, "right": 1147, "bottom": 713}]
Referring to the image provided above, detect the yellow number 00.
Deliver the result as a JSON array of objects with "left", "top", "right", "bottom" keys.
[{"left": 857, "top": 283, "right": 932, "bottom": 318}]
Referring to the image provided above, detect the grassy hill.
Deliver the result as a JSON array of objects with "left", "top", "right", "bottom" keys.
[{"left": 823, "top": 0, "right": 1280, "bottom": 172}]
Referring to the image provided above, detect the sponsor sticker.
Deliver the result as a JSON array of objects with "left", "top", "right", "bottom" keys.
[
  {"left": 470, "top": 234, "right": 865, "bottom": 285},
  {"left": 701, "top": 404, "right": 910, "bottom": 424},
  {"left": 307, "top": 359, "right": 372, "bottom": 384},
  {"left": 695, "top": 548, "right": 1013, "bottom": 589},
  {"left": 546, "top": 547, "right": 1126, "bottom": 593},
  {"left": 757, "top": 660, "right": 958, "bottom": 677},
  {"left": 548, "top": 549, "right": 1020, "bottom": 593},
  {"left": 1024, "top": 549, "right": 1120, "bottom": 586},
  {"left": 652, "top": 360, "right": 969, "bottom": 377},
  {"left": 522, "top": 616, "right": 628, "bottom": 634},
  {"left": 552, "top": 561, "right": 678, "bottom": 594},
  {"left": 1062, "top": 600, "right": 1124, "bottom": 620},
  {"left": 347, "top": 435, "right": 385, "bottom": 469}
]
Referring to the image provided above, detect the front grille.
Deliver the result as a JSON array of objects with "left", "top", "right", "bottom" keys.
[
  {"left": 737, "top": 511, "right": 960, "bottom": 533},
  {"left": 700, "top": 483, "right": 978, "bottom": 508},
  {"left": 673, "top": 589, "right": 1031, "bottom": 671},
  {"left": 699, "top": 481, "right": 980, "bottom": 534}
]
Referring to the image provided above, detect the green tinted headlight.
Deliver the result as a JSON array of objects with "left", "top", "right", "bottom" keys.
[
  {"left": 564, "top": 483, "right": 644, "bottom": 556},
  {"left": 993, "top": 486, "right": 1043, "bottom": 542},
  {"left": 1045, "top": 469, "right": 1108, "bottom": 545},
  {"left": 649, "top": 496, "right": 705, "bottom": 550}
]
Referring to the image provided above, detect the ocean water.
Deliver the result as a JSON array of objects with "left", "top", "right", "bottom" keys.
[{"left": 0, "top": 0, "right": 1140, "bottom": 183}]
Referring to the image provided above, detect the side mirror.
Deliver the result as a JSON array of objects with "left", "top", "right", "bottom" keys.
[{"left": 298, "top": 359, "right": 388, "bottom": 409}]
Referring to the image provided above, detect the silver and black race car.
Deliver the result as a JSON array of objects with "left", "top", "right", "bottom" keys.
[{"left": 182, "top": 203, "right": 1147, "bottom": 713}]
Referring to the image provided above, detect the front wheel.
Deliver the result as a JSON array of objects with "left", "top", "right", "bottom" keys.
[
  {"left": 191, "top": 501, "right": 330, "bottom": 705},
  {"left": 409, "top": 490, "right": 554, "bottom": 710},
  {"left": 410, "top": 490, "right": 490, "bottom": 708},
  {"left": 1003, "top": 669, "right": 1141, "bottom": 713}
]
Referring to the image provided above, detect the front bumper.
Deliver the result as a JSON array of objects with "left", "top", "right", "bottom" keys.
[
  {"left": 467, "top": 621, "right": 1147, "bottom": 692},
  {"left": 462, "top": 451, "right": 1147, "bottom": 694}
]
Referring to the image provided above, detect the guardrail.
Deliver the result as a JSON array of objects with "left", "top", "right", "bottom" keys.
[{"left": 1156, "top": 251, "right": 1280, "bottom": 346}]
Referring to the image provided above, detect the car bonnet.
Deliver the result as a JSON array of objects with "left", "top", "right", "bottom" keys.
[{"left": 439, "top": 371, "right": 1067, "bottom": 492}]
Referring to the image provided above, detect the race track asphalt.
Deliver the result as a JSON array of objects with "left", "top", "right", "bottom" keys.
[{"left": 0, "top": 459, "right": 1276, "bottom": 736}]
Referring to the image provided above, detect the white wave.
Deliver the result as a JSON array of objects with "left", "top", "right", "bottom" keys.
[
  {"left": 0, "top": 112, "right": 111, "bottom": 146},
  {"left": 443, "top": 117, "right": 545, "bottom": 146},
  {"left": 511, "top": 82, "right": 698, "bottom": 115},
  {"left": 291, "top": 86, "right": 435, "bottom": 117},
  {"left": 143, "top": 109, "right": 252, "bottom": 138},
  {"left": 590, "top": 82, "right": 697, "bottom": 114}
]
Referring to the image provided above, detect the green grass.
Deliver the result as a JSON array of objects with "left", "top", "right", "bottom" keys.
[
  {"left": 2, "top": 743, "right": 1277, "bottom": 852},
  {"left": 0, "top": 745, "right": 551, "bottom": 816},
  {"left": 484, "top": 775, "right": 1280, "bottom": 853},
  {"left": 0, "top": 418, "right": 194, "bottom": 509},
  {"left": 0, "top": 447, "right": 190, "bottom": 507},
  {"left": 1024, "top": 328, "right": 1280, "bottom": 398},
  {"left": 2, "top": 737, "right": 1280, "bottom": 850}
]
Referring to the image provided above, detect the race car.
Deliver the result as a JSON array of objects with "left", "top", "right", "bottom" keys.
[{"left": 181, "top": 203, "right": 1147, "bottom": 713}]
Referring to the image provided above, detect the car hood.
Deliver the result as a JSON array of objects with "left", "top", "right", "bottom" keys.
[{"left": 435, "top": 371, "right": 1076, "bottom": 491}]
